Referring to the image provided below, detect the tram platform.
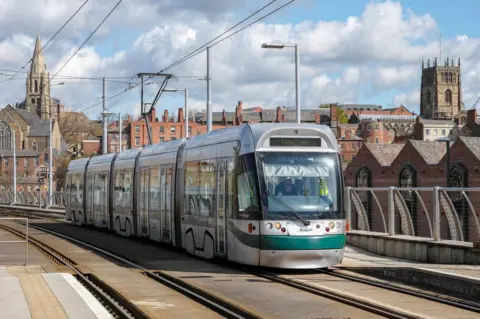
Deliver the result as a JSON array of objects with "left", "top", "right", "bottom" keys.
[
  {"left": 0, "top": 266, "right": 112, "bottom": 319},
  {"left": 339, "top": 245, "right": 480, "bottom": 300}
]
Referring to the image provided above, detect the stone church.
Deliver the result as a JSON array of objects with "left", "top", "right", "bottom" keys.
[
  {"left": 420, "top": 57, "right": 466, "bottom": 124},
  {"left": 0, "top": 33, "right": 64, "bottom": 191}
]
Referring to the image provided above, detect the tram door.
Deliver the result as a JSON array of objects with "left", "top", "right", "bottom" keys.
[
  {"left": 98, "top": 173, "right": 109, "bottom": 227},
  {"left": 139, "top": 167, "right": 149, "bottom": 236},
  {"left": 160, "top": 166, "right": 173, "bottom": 242},
  {"left": 216, "top": 161, "right": 227, "bottom": 255},
  {"left": 87, "top": 173, "right": 94, "bottom": 224}
]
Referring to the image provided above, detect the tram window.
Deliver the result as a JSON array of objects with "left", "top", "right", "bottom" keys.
[
  {"left": 199, "top": 160, "right": 215, "bottom": 217},
  {"left": 184, "top": 161, "right": 199, "bottom": 215},
  {"left": 227, "top": 157, "right": 235, "bottom": 218},
  {"left": 257, "top": 152, "right": 341, "bottom": 220},
  {"left": 236, "top": 153, "right": 260, "bottom": 219}
]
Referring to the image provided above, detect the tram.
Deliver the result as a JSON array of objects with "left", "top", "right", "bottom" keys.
[{"left": 65, "top": 123, "right": 346, "bottom": 269}]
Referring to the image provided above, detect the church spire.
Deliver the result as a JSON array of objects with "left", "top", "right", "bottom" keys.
[{"left": 25, "top": 32, "right": 52, "bottom": 120}]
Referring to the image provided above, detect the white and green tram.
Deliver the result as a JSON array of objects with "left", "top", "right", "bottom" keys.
[{"left": 66, "top": 123, "right": 346, "bottom": 269}]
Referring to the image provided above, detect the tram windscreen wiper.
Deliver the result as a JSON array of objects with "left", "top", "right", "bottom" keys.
[{"left": 267, "top": 193, "right": 310, "bottom": 226}]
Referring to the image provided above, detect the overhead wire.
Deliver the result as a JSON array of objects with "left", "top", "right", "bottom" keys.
[
  {"left": 42, "top": 0, "right": 123, "bottom": 91},
  {"left": 160, "top": 0, "right": 278, "bottom": 73},
  {"left": 162, "top": 0, "right": 296, "bottom": 73},
  {"left": 0, "top": 0, "right": 89, "bottom": 84}
]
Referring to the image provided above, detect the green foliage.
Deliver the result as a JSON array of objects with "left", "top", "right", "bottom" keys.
[
  {"left": 337, "top": 108, "right": 349, "bottom": 124},
  {"left": 319, "top": 104, "right": 330, "bottom": 109},
  {"left": 54, "top": 155, "right": 72, "bottom": 191}
]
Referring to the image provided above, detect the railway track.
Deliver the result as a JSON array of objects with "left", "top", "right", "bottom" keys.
[
  {"left": 2, "top": 209, "right": 479, "bottom": 319},
  {"left": 318, "top": 268, "right": 480, "bottom": 313},
  {"left": 0, "top": 216, "right": 262, "bottom": 319},
  {"left": 0, "top": 222, "right": 142, "bottom": 319}
]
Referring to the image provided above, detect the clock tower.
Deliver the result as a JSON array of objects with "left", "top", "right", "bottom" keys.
[{"left": 420, "top": 57, "right": 462, "bottom": 120}]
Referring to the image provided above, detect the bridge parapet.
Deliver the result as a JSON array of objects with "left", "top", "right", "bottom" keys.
[{"left": 346, "top": 186, "right": 480, "bottom": 264}]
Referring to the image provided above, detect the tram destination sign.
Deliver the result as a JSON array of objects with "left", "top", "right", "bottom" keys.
[{"left": 270, "top": 137, "right": 321, "bottom": 147}]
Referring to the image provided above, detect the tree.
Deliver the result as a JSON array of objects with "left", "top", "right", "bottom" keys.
[
  {"left": 319, "top": 104, "right": 330, "bottom": 109},
  {"left": 337, "top": 108, "right": 349, "bottom": 124},
  {"left": 54, "top": 154, "right": 73, "bottom": 191}
]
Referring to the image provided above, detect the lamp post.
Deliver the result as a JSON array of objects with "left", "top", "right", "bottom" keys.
[
  {"left": 262, "top": 43, "right": 300, "bottom": 123},
  {"left": 436, "top": 137, "right": 451, "bottom": 187},
  {"left": 163, "top": 88, "right": 189, "bottom": 138}
]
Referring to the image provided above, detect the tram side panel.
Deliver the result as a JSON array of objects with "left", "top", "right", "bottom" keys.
[{"left": 112, "top": 153, "right": 138, "bottom": 237}]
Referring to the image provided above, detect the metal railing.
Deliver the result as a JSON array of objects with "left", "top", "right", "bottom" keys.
[
  {"left": 0, "top": 218, "right": 29, "bottom": 265},
  {"left": 0, "top": 190, "right": 66, "bottom": 209},
  {"left": 346, "top": 186, "right": 480, "bottom": 243}
]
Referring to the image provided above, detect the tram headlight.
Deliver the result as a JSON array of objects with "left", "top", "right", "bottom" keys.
[
  {"left": 274, "top": 222, "right": 281, "bottom": 229},
  {"left": 335, "top": 222, "right": 341, "bottom": 229},
  {"left": 328, "top": 222, "right": 335, "bottom": 229},
  {"left": 266, "top": 223, "right": 273, "bottom": 229}
]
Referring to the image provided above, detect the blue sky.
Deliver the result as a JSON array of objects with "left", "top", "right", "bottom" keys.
[
  {"left": 86, "top": 0, "right": 480, "bottom": 115},
  {"left": 3, "top": 0, "right": 478, "bottom": 117}
]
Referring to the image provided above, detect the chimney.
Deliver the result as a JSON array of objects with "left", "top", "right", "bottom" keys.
[
  {"left": 315, "top": 114, "right": 321, "bottom": 124},
  {"left": 127, "top": 115, "right": 131, "bottom": 123},
  {"left": 235, "top": 103, "right": 242, "bottom": 126},
  {"left": 221, "top": 109, "right": 227, "bottom": 126},
  {"left": 330, "top": 103, "right": 338, "bottom": 122},
  {"left": 163, "top": 110, "right": 169, "bottom": 122},
  {"left": 275, "top": 106, "right": 282, "bottom": 123},
  {"left": 238, "top": 101, "right": 243, "bottom": 113},
  {"left": 467, "top": 109, "right": 477, "bottom": 125},
  {"left": 150, "top": 107, "right": 157, "bottom": 122},
  {"left": 178, "top": 108, "right": 184, "bottom": 123}
]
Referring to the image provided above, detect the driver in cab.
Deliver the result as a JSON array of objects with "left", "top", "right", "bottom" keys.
[{"left": 275, "top": 178, "right": 298, "bottom": 196}]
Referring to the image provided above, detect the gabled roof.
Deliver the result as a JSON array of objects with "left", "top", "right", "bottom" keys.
[
  {"left": 409, "top": 140, "right": 446, "bottom": 164},
  {"left": 364, "top": 143, "right": 404, "bottom": 166},
  {"left": 459, "top": 136, "right": 480, "bottom": 160},
  {"left": 8, "top": 107, "right": 50, "bottom": 137}
]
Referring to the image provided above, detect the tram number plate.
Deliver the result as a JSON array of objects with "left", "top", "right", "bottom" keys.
[{"left": 270, "top": 137, "right": 321, "bottom": 147}]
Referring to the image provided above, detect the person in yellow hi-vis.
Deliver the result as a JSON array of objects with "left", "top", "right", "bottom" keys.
[
  {"left": 319, "top": 177, "right": 332, "bottom": 206},
  {"left": 319, "top": 177, "right": 329, "bottom": 196}
]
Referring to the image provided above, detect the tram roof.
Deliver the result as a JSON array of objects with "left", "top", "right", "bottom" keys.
[
  {"left": 140, "top": 138, "right": 186, "bottom": 157},
  {"left": 184, "top": 123, "right": 336, "bottom": 150},
  {"left": 67, "top": 156, "right": 90, "bottom": 170},
  {"left": 88, "top": 152, "right": 116, "bottom": 165}
]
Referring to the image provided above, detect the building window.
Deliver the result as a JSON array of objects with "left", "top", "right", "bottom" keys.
[
  {"left": 188, "top": 127, "right": 192, "bottom": 134},
  {"left": 45, "top": 153, "right": 48, "bottom": 162},
  {"left": 160, "top": 137, "right": 164, "bottom": 142},
  {"left": 171, "top": 137, "right": 176, "bottom": 140},
  {"left": 34, "top": 80, "right": 38, "bottom": 92},
  {"left": 4, "top": 159, "right": 8, "bottom": 168},
  {"left": 32, "top": 142, "right": 37, "bottom": 151},
  {"left": 31, "top": 98, "right": 35, "bottom": 104},
  {"left": 375, "top": 137, "right": 379, "bottom": 143},
  {"left": 442, "top": 129, "right": 446, "bottom": 136},
  {"left": 356, "top": 167, "right": 372, "bottom": 229},
  {"left": 34, "top": 157, "right": 39, "bottom": 166},
  {"left": 434, "top": 129, "right": 438, "bottom": 136},
  {"left": 24, "top": 158, "right": 28, "bottom": 168},
  {"left": 160, "top": 126, "right": 164, "bottom": 133},
  {"left": 425, "top": 129, "right": 430, "bottom": 135},
  {"left": 445, "top": 89, "right": 452, "bottom": 105},
  {"left": 399, "top": 165, "right": 416, "bottom": 201},
  {"left": 0, "top": 121, "right": 12, "bottom": 150},
  {"left": 135, "top": 137, "right": 140, "bottom": 146},
  {"left": 170, "top": 126, "right": 176, "bottom": 133},
  {"left": 135, "top": 126, "right": 140, "bottom": 133}
]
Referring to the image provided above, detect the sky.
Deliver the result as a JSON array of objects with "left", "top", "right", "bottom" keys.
[{"left": 0, "top": 0, "right": 479, "bottom": 119}]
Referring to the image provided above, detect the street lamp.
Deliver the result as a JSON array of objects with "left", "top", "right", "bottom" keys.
[
  {"left": 437, "top": 137, "right": 451, "bottom": 187},
  {"left": 163, "top": 88, "right": 189, "bottom": 138},
  {"left": 262, "top": 43, "right": 301, "bottom": 123}
]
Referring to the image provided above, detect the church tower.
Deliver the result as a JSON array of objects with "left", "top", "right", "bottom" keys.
[
  {"left": 25, "top": 33, "right": 52, "bottom": 120},
  {"left": 420, "top": 57, "right": 462, "bottom": 120}
]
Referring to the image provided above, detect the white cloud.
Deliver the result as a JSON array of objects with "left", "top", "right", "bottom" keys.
[
  {"left": 1, "top": 0, "right": 480, "bottom": 120},
  {"left": 393, "top": 90, "right": 420, "bottom": 109}
]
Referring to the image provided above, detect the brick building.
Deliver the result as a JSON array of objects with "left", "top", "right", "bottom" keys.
[{"left": 344, "top": 137, "right": 480, "bottom": 242}]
